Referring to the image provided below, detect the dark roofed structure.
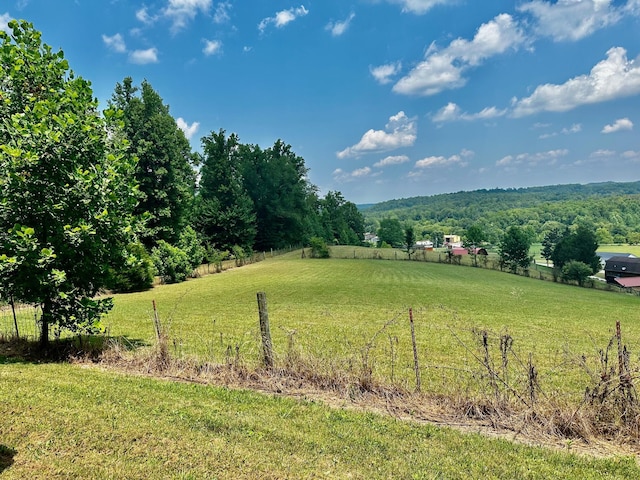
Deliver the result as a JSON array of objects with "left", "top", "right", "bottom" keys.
[{"left": 605, "top": 256, "right": 640, "bottom": 284}]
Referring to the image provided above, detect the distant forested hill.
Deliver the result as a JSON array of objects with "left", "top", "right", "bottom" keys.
[{"left": 363, "top": 181, "right": 640, "bottom": 244}]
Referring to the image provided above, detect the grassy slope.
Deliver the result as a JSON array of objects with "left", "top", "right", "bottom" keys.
[
  {"left": 1, "top": 361, "right": 638, "bottom": 479},
  {"left": 102, "top": 250, "right": 640, "bottom": 394}
]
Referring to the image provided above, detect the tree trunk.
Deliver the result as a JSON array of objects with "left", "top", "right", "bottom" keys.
[{"left": 40, "top": 299, "right": 51, "bottom": 349}]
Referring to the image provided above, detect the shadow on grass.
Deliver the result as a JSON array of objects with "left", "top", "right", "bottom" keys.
[
  {"left": 0, "top": 445, "right": 16, "bottom": 473},
  {"left": 0, "top": 335, "right": 149, "bottom": 364}
]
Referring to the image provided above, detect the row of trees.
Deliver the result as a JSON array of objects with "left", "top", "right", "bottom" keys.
[
  {"left": 0, "top": 22, "right": 364, "bottom": 346},
  {"left": 365, "top": 185, "right": 640, "bottom": 246}
]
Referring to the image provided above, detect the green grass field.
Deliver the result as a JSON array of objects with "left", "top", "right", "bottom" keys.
[
  {"left": 3, "top": 250, "right": 640, "bottom": 477},
  {"left": 1, "top": 361, "right": 639, "bottom": 479},
  {"left": 95, "top": 248, "right": 640, "bottom": 397}
]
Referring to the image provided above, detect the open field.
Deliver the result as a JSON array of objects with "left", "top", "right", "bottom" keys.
[
  {"left": 93, "top": 249, "right": 640, "bottom": 398},
  {"left": 1, "top": 361, "right": 639, "bottom": 479}
]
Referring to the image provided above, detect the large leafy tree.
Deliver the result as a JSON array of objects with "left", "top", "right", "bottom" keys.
[
  {"left": 377, "top": 218, "right": 404, "bottom": 247},
  {"left": 196, "top": 130, "right": 256, "bottom": 251},
  {"left": 110, "top": 78, "right": 197, "bottom": 246},
  {"left": 498, "top": 226, "right": 532, "bottom": 273},
  {"left": 550, "top": 225, "right": 600, "bottom": 274},
  {"left": 0, "top": 21, "right": 139, "bottom": 346},
  {"left": 319, "top": 191, "right": 364, "bottom": 245},
  {"left": 239, "top": 140, "right": 313, "bottom": 250}
]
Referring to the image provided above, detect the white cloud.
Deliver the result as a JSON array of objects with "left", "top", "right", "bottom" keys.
[
  {"left": 337, "top": 111, "right": 417, "bottom": 159},
  {"left": 602, "top": 117, "right": 634, "bottom": 133},
  {"left": 374, "top": 155, "right": 410, "bottom": 168},
  {"left": 136, "top": 7, "right": 156, "bottom": 25},
  {"left": 164, "top": 0, "right": 212, "bottom": 33},
  {"left": 496, "top": 149, "right": 569, "bottom": 167},
  {"left": 432, "top": 102, "right": 507, "bottom": 122},
  {"left": 539, "top": 123, "right": 582, "bottom": 139},
  {"left": 590, "top": 149, "right": 616, "bottom": 157},
  {"left": 213, "top": 2, "right": 231, "bottom": 24},
  {"left": 176, "top": 117, "right": 200, "bottom": 140},
  {"left": 129, "top": 48, "right": 159, "bottom": 64},
  {"left": 332, "top": 167, "right": 376, "bottom": 182},
  {"left": 622, "top": 150, "right": 640, "bottom": 160},
  {"left": 512, "top": 47, "right": 640, "bottom": 117},
  {"left": 259, "top": 6, "right": 308, "bottom": 33},
  {"left": 102, "top": 33, "right": 126, "bottom": 53},
  {"left": 414, "top": 149, "right": 473, "bottom": 169},
  {"left": 384, "top": 0, "right": 452, "bottom": 14},
  {"left": 518, "top": 0, "right": 624, "bottom": 42},
  {"left": 393, "top": 14, "right": 526, "bottom": 96},
  {"left": 203, "top": 39, "right": 222, "bottom": 56},
  {"left": 1, "top": 13, "right": 12, "bottom": 33},
  {"left": 326, "top": 12, "right": 355, "bottom": 37},
  {"left": 370, "top": 62, "right": 402, "bottom": 85}
]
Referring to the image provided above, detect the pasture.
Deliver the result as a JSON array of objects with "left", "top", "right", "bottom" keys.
[
  {"left": 3, "top": 249, "right": 640, "bottom": 478},
  {"left": 99, "top": 248, "right": 640, "bottom": 397}
]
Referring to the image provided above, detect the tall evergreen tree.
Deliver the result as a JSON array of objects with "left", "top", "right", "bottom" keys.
[
  {"left": 109, "top": 78, "right": 197, "bottom": 246},
  {"left": 196, "top": 130, "right": 256, "bottom": 251}
]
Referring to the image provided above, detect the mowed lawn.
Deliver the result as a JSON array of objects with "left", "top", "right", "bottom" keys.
[
  {"left": 1, "top": 361, "right": 639, "bottom": 479},
  {"left": 104, "top": 250, "right": 640, "bottom": 394}
]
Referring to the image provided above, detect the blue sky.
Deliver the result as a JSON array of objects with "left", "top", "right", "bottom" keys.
[{"left": 3, "top": 1, "right": 640, "bottom": 204}]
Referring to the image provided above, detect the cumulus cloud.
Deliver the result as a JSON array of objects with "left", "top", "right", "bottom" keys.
[
  {"left": 203, "top": 39, "right": 222, "bottom": 56},
  {"left": 259, "top": 6, "right": 308, "bottom": 33},
  {"left": 337, "top": 111, "right": 417, "bottom": 159},
  {"left": 384, "top": 0, "right": 452, "bottom": 14},
  {"left": 602, "top": 117, "right": 634, "bottom": 133},
  {"left": 326, "top": 12, "right": 355, "bottom": 37},
  {"left": 102, "top": 33, "right": 127, "bottom": 53},
  {"left": 374, "top": 155, "right": 410, "bottom": 168},
  {"left": 332, "top": 167, "right": 377, "bottom": 182},
  {"left": 370, "top": 62, "right": 402, "bottom": 85},
  {"left": 164, "top": 0, "right": 211, "bottom": 33},
  {"left": 590, "top": 149, "right": 616, "bottom": 157},
  {"left": 518, "top": 0, "right": 624, "bottom": 42},
  {"left": 496, "top": 149, "right": 569, "bottom": 167},
  {"left": 129, "top": 48, "right": 159, "bottom": 64},
  {"left": 432, "top": 102, "right": 507, "bottom": 122},
  {"left": 414, "top": 149, "right": 473, "bottom": 169},
  {"left": 213, "top": 2, "right": 231, "bottom": 24},
  {"left": 512, "top": 47, "right": 640, "bottom": 117},
  {"left": 622, "top": 150, "right": 640, "bottom": 160},
  {"left": 393, "top": 14, "right": 526, "bottom": 96},
  {"left": 176, "top": 117, "right": 200, "bottom": 140},
  {"left": 1, "top": 12, "right": 12, "bottom": 33}
]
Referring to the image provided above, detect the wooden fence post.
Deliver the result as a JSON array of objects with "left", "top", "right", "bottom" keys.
[
  {"left": 409, "top": 308, "right": 421, "bottom": 392},
  {"left": 257, "top": 292, "right": 273, "bottom": 368}
]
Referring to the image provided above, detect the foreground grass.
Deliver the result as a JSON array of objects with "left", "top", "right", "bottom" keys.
[
  {"left": 100, "top": 250, "right": 640, "bottom": 396},
  {"left": 0, "top": 361, "right": 638, "bottom": 479}
]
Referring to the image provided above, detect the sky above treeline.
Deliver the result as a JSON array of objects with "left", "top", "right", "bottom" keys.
[{"left": 2, "top": 0, "right": 640, "bottom": 204}]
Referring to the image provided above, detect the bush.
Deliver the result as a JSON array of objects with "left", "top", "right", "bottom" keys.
[
  {"left": 108, "top": 242, "right": 155, "bottom": 293},
  {"left": 178, "top": 226, "right": 206, "bottom": 271},
  {"left": 309, "top": 237, "right": 330, "bottom": 258},
  {"left": 152, "top": 241, "right": 192, "bottom": 284},
  {"left": 562, "top": 260, "right": 593, "bottom": 287}
]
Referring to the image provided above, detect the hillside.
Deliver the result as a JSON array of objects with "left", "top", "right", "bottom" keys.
[{"left": 363, "top": 181, "right": 640, "bottom": 243}]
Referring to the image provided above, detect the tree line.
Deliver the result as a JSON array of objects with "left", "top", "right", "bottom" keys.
[
  {"left": 364, "top": 183, "right": 640, "bottom": 245},
  {"left": 0, "top": 21, "right": 364, "bottom": 346}
]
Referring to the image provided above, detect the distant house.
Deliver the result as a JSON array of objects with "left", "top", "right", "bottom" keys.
[
  {"left": 444, "top": 235, "right": 462, "bottom": 247},
  {"left": 415, "top": 240, "right": 434, "bottom": 250},
  {"left": 449, "top": 247, "right": 488, "bottom": 256},
  {"left": 604, "top": 256, "right": 640, "bottom": 284},
  {"left": 598, "top": 252, "right": 636, "bottom": 268},
  {"left": 364, "top": 233, "right": 379, "bottom": 245}
]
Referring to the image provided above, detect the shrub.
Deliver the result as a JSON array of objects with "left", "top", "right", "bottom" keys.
[
  {"left": 108, "top": 242, "right": 154, "bottom": 293},
  {"left": 562, "top": 260, "right": 593, "bottom": 287},
  {"left": 152, "top": 241, "right": 192, "bottom": 284},
  {"left": 178, "top": 226, "right": 206, "bottom": 271},
  {"left": 309, "top": 237, "right": 330, "bottom": 258}
]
